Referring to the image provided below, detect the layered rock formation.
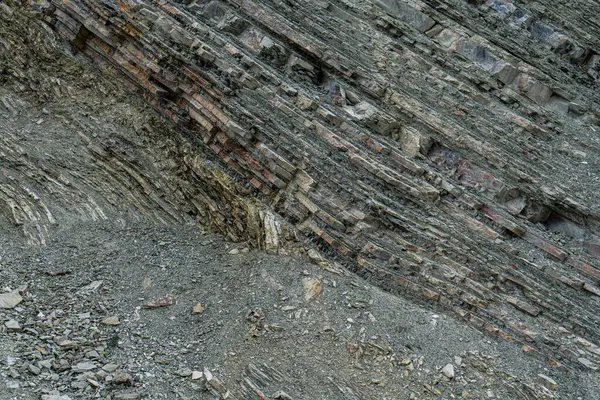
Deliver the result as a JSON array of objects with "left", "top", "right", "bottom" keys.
[
  {"left": 23, "top": 0, "right": 600, "bottom": 375},
  {"left": 0, "top": 4, "right": 291, "bottom": 250}
]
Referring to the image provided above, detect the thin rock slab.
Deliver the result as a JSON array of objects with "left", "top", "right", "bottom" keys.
[
  {"left": 0, "top": 291, "right": 22, "bottom": 309},
  {"left": 143, "top": 294, "right": 176, "bottom": 308}
]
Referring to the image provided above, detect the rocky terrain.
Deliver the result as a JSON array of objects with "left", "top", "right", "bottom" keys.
[
  {"left": 0, "top": 221, "right": 584, "bottom": 400},
  {"left": 1, "top": 0, "right": 600, "bottom": 398}
]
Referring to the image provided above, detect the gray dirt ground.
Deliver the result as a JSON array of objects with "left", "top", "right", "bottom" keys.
[{"left": 1, "top": 220, "right": 595, "bottom": 400}]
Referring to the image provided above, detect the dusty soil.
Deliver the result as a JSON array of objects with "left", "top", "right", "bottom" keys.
[{"left": 1, "top": 220, "right": 593, "bottom": 400}]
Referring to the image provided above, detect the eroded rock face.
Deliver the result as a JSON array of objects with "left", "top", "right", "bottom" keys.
[
  {"left": 16, "top": 0, "right": 600, "bottom": 373},
  {"left": 0, "top": 4, "right": 295, "bottom": 250}
]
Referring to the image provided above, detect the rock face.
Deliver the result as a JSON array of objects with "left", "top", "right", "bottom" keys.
[{"left": 19, "top": 0, "right": 600, "bottom": 373}]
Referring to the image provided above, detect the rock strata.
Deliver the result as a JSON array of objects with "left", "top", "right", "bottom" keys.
[{"left": 14, "top": 0, "right": 600, "bottom": 374}]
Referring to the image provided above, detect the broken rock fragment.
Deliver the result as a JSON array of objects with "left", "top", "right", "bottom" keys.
[
  {"left": 441, "top": 363, "right": 455, "bottom": 379},
  {"left": 302, "top": 277, "right": 322, "bottom": 301},
  {"left": 101, "top": 316, "right": 120, "bottom": 325},
  {"left": 143, "top": 294, "right": 176, "bottom": 308},
  {"left": 72, "top": 362, "right": 97, "bottom": 372},
  {"left": 41, "top": 392, "right": 72, "bottom": 400},
  {"left": 4, "top": 319, "right": 21, "bottom": 331},
  {"left": 204, "top": 368, "right": 231, "bottom": 398},
  {"left": 536, "top": 374, "right": 557, "bottom": 391},
  {"left": 79, "top": 280, "right": 103, "bottom": 293},
  {"left": 191, "top": 370, "right": 203, "bottom": 380},
  {"left": 113, "top": 391, "right": 142, "bottom": 400},
  {"left": 113, "top": 370, "right": 134, "bottom": 385},
  {"left": 177, "top": 368, "right": 193, "bottom": 377},
  {"left": 191, "top": 303, "right": 204, "bottom": 314},
  {"left": 273, "top": 391, "right": 294, "bottom": 400},
  {"left": 0, "top": 290, "right": 22, "bottom": 309},
  {"left": 578, "top": 357, "right": 598, "bottom": 370}
]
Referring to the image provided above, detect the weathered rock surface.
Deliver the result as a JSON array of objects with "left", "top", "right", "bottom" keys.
[
  {"left": 1, "top": 0, "right": 599, "bottom": 394},
  {"left": 24, "top": 0, "right": 600, "bottom": 375}
]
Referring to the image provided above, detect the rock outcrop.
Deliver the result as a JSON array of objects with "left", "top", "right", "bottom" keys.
[{"left": 18, "top": 0, "right": 600, "bottom": 373}]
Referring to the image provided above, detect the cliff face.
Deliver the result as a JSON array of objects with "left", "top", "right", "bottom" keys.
[{"left": 26, "top": 0, "right": 600, "bottom": 373}]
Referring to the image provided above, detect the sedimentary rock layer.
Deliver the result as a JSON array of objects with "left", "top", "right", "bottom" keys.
[{"left": 26, "top": 0, "right": 600, "bottom": 373}]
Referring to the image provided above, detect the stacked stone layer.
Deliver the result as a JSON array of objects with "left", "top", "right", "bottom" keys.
[{"left": 36, "top": 0, "right": 600, "bottom": 372}]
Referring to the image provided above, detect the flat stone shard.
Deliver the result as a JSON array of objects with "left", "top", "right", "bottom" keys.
[
  {"left": 113, "top": 391, "right": 142, "bottom": 400},
  {"left": 72, "top": 362, "right": 97, "bottom": 372},
  {"left": 491, "top": 61, "right": 520, "bottom": 84},
  {"left": 79, "top": 280, "right": 103, "bottom": 293},
  {"left": 204, "top": 368, "right": 231, "bottom": 398},
  {"left": 143, "top": 294, "right": 176, "bottom": 308},
  {"left": 41, "top": 392, "right": 72, "bottom": 400},
  {"left": 191, "top": 370, "right": 203, "bottom": 380},
  {"left": 376, "top": 0, "right": 435, "bottom": 32},
  {"left": 536, "top": 374, "right": 557, "bottom": 391},
  {"left": 101, "top": 316, "right": 120, "bottom": 325},
  {"left": 578, "top": 357, "right": 599, "bottom": 371},
  {"left": 4, "top": 320, "right": 21, "bottom": 331},
  {"left": 302, "top": 278, "right": 322, "bottom": 301},
  {"left": 0, "top": 291, "right": 22, "bottom": 309},
  {"left": 586, "top": 53, "right": 600, "bottom": 79}
]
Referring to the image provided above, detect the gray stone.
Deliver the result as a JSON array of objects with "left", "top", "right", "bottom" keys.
[
  {"left": 4, "top": 319, "right": 21, "bottom": 331},
  {"left": 86, "top": 350, "right": 100, "bottom": 359},
  {"left": 41, "top": 392, "right": 72, "bottom": 400},
  {"left": 113, "top": 370, "right": 134, "bottom": 385},
  {"left": 536, "top": 374, "right": 557, "bottom": 390},
  {"left": 191, "top": 370, "right": 203, "bottom": 380},
  {"left": 72, "top": 362, "right": 97, "bottom": 372},
  {"left": 441, "top": 363, "right": 455, "bottom": 379},
  {"left": 273, "top": 391, "right": 294, "bottom": 400},
  {"left": 101, "top": 315, "right": 120, "bottom": 325},
  {"left": 376, "top": 0, "right": 435, "bottom": 32},
  {"left": 102, "top": 363, "right": 119, "bottom": 372},
  {"left": 113, "top": 391, "right": 142, "bottom": 400},
  {"left": 28, "top": 364, "right": 41, "bottom": 375},
  {"left": 5, "top": 381, "right": 19, "bottom": 389},
  {"left": 177, "top": 367, "right": 192, "bottom": 377},
  {"left": 587, "top": 54, "right": 600, "bottom": 79},
  {"left": 578, "top": 357, "right": 598, "bottom": 371},
  {"left": 137, "top": 8, "right": 159, "bottom": 23},
  {"left": 491, "top": 62, "right": 520, "bottom": 85},
  {"left": 0, "top": 291, "right": 22, "bottom": 309}
]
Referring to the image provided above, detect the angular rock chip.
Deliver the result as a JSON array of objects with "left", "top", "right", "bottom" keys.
[
  {"left": 302, "top": 277, "right": 322, "bottom": 301},
  {"left": 102, "top": 316, "right": 120, "bottom": 325},
  {"left": 41, "top": 392, "right": 72, "bottom": 400},
  {"left": 4, "top": 320, "right": 21, "bottom": 331},
  {"left": 191, "top": 303, "right": 204, "bottom": 315},
  {"left": 113, "top": 391, "right": 142, "bottom": 400},
  {"left": 143, "top": 294, "right": 176, "bottom": 308},
  {"left": 578, "top": 357, "right": 598, "bottom": 370},
  {"left": 441, "top": 363, "right": 455, "bottom": 379},
  {"left": 113, "top": 370, "right": 134, "bottom": 385},
  {"left": 80, "top": 280, "right": 104, "bottom": 292},
  {"left": 0, "top": 291, "right": 22, "bottom": 309},
  {"left": 191, "top": 370, "right": 203, "bottom": 380},
  {"left": 72, "top": 362, "right": 97, "bottom": 372}
]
